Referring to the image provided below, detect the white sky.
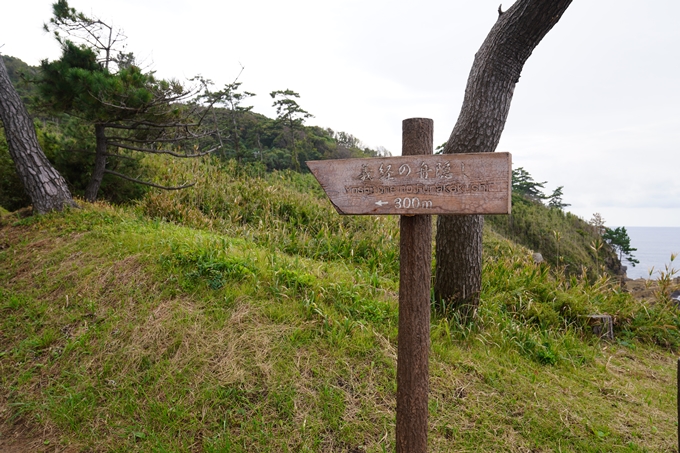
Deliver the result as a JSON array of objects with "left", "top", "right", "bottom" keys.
[{"left": 2, "top": 0, "right": 679, "bottom": 227}]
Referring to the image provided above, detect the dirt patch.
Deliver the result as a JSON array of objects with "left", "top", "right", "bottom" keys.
[
  {"left": 0, "top": 437, "right": 80, "bottom": 453},
  {"left": 0, "top": 417, "right": 65, "bottom": 453},
  {"left": 0, "top": 437, "right": 45, "bottom": 453},
  {"left": 624, "top": 278, "right": 657, "bottom": 299}
]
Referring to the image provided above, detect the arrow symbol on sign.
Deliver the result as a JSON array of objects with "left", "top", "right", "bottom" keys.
[{"left": 375, "top": 200, "right": 389, "bottom": 207}]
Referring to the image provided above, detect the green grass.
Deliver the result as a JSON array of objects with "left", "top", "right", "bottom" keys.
[
  {"left": 1, "top": 158, "right": 678, "bottom": 452},
  {"left": 486, "top": 194, "right": 621, "bottom": 278}
]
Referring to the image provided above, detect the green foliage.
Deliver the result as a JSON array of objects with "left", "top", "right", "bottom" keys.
[
  {"left": 512, "top": 167, "right": 546, "bottom": 201},
  {"left": 0, "top": 55, "right": 40, "bottom": 105},
  {"left": 201, "top": 73, "right": 256, "bottom": 162},
  {"left": 474, "top": 229, "right": 680, "bottom": 354},
  {"left": 603, "top": 226, "right": 639, "bottom": 266},
  {"left": 39, "top": 42, "right": 107, "bottom": 115},
  {"left": 547, "top": 185, "right": 570, "bottom": 210},
  {"left": 38, "top": 118, "right": 149, "bottom": 203},
  {"left": 139, "top": 156, "right": 401, "bottom": 278},
  {"left": 0, "top": 110, "right": 148, "bottom": 209},
  {"left": 2, "top": 54, "right": 386, "bottom": 209},
  {"left": 270, "top": 89, "right": 313, "bottom": 172},
  {"left": 38, "top": 41, "right": 176, "bottom": 125},
  {"left": 492, "top": 167, "right": 619, "bottom": 278},
  {"left": 35, "top": 1, "right": 217, "bottom": 201},
  {"left": 270, "top": 89, "right": 313, "bottom": 128},
  {"left": 163, "top": 241, "right": 257, "bottom": 290},
  {"left": 486, "top": 194, "right": 619, "bottom": 278}
]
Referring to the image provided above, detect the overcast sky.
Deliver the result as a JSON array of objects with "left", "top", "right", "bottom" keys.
[{"left": 2, "top": 0, "right": 679, "bottom": 226}]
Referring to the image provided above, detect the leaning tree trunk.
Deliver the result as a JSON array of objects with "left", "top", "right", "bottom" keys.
[
  {"left": 84, "top": 123, "right": 108, "bottom": 202},
  {"left": 0, "top": 54, "right": 76, "bottom": 214},
  {"left": 434, "top": 0, "right": 573, "bottom": 321}
]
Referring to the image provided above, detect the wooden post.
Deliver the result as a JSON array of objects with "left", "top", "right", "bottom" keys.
[
  {"left": 396, "top": 118, "right": 433, "bottom": 453},
  {"left": 306, "top": 119, "right": 510, "bottom": 450}
]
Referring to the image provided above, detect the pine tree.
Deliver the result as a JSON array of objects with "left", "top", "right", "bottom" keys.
[
  {"left": 547, "top": 186, "right": 570, "bottom": 209},
  {"left": 39, "top": 0, "right": 219, "bottom": 202},
  {"left": 603, "top": 226, "right": 639, "bottom": 266},
  {"left": 512, "top": 167, "right": 547, "bottom": 202},
  {"left": 270, "top": 89, "right": 312, "bottom": 172}
]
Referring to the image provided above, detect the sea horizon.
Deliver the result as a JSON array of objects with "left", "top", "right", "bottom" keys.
[{"left": 621, "top": 226, "right": 680, "bottom": 280}]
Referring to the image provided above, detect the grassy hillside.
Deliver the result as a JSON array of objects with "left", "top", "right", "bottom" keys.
[
  {"left": 487, "top": 195, "right": 621, "bottom": 278},
  {"left": 1, "top": 157, "right": 679, "bottom": 452}
]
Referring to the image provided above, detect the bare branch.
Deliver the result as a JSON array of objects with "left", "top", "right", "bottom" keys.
[
  {"left": 104, "top": 169, "right": 195, "bottom": 190},
  {"left": 104, "top": 152, "right": 137, "bottom": 160},
  {"left": 63, "top": 147, "right": 140, "bottom": 161},
  {"left": 101, "top": 119, "right": 201, "bottom": 129},
  {"left": 108, "top": 141, "right": 220, "bottom": 157},
  {"left": 93, "top": 90, "right": 196, "bottom": 112},
  {"left": 106, "top": 129, "right": 218, "bottom": 144}
]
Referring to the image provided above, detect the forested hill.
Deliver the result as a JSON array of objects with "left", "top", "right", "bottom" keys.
[
  {"left": 3, "top": 55, "right": 385, "bottom": 169},
  {"left": 1, "top": 55, "right": 39, "bottom": 103},
  {"left": 2, "top": 55, "right": 622, "bottom": 278}
]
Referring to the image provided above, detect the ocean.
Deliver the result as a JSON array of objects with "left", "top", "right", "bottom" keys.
[{"left": 622, "top": 227, "right": 680, "bottom": 280}]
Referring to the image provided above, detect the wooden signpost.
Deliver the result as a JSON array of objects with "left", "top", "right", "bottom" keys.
[
  {"left": 307, "top": 150, "right": 511, "bottom": 216},
  {"left": 308, "top": 118, "right": 511, "bottom": 452}
]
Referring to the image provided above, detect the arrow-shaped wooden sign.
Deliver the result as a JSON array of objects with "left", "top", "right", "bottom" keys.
[
  {"left": 308, "top": 118, "right": 513, "bottom": 452},
  {"left": 307, "top": 152, "right": 512, "bottom": 216}
]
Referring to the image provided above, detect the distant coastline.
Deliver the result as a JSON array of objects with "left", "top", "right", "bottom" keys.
[{"left": 623, "top": 227, "right": 680, "bottom": 280}]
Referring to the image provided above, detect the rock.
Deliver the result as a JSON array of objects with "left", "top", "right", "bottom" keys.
[
  {"left": 532, "top": 253, "right": 544, "bottom": 264},
  {"left": 586, "top": 314, "right": 614, "bottom": 340},
  {"left": 671, "top": 290, "right": 680, "bottom": 308}
]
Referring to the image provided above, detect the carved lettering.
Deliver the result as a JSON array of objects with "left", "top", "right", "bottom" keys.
[
  {"left": 398, "top": 164, "right": 411, "bottom": 176},
  {"left": 352, "top": 160, "right": 485, "bottom": 182},
  {"left": 436, "top": 162, "right": 453, "bottom": 179},
  {"left": 394, "top": 197, "right": 435, "bottom": 210},
  {"left": 343, "top": 181, "right": 497, "bottom": 196},
  {"left": 379, "top": 163, "right": 394, "bottom": 180},
  {"left": 418, "top": 162, "right": 433, "bottom": 179},
  {"left": 307, "top": 152, "right": 512, "bottom": 215},
  {"left": 358, "top": 164, "right": 372, "bottom": 181}
]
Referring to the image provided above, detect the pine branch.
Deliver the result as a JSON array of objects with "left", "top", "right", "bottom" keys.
[
  {"left": 107, "top": 141, "right": 219, "bottom": 157},
  {"left": 103, "top": 169, "right": 195, "bottom": 190}
]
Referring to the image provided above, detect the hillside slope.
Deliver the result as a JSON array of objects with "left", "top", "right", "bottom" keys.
[
  {"left": 487, "top": 195, "right": 622, "bottom": 278},
  {"left": 0, "top": 162, "right": 678, "bottom": 452}
]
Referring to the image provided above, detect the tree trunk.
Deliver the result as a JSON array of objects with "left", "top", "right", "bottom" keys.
[
  {"left": 231, "top": 112, "right": 242, "bottom": 163},
  {"left": 288, "top": 120, "right": 301, "bottom": 172},
  {"left": 0, "top": 54, "right": 76, "bottom": 214},
  {"left": 84, "top": 123, "right": 108, "bottom": 202},
  {"left": 434, "top": 0, "right": 573, "bottom": 320},
  {"left": 434, "top": 214, "right": 484, "bottom": 320}
]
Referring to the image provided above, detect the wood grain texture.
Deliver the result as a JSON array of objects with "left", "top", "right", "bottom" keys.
[
  {"left": 307, "top": 152, "right": 511, "bottom": 215},
  {"left": 396, "top": 118, "right": 432, "bottom": 453}
]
